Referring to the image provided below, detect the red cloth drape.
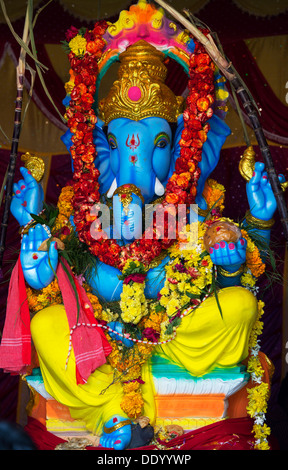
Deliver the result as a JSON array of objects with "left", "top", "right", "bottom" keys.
[{"left": 24, "top": 416, "right": 258, "bottom": 450}]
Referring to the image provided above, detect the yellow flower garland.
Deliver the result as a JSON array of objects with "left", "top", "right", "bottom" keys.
[
  {"left": 247, "top": 300, "right": 272, "bottom": 450},
  {"left": 120, "top": 260, "right": 148, "bottom": 325}
]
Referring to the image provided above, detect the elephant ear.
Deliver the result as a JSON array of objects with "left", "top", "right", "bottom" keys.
[
  {"left": 196, "top": 114, "right": 231, "bottom": 203},
  {"left": 61, "top": 120, "right": 114, "bottom": 195},
  {"left": 93, "top": 120, "right": 114, "bottom": 194}
]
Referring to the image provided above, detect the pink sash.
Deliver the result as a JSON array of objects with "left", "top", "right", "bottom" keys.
[
  {"left": 0, "top": 257, "right": 111, "bottom": 384},
  {"left": 0, "top": 258, "right": 31, "bottom": 374}
]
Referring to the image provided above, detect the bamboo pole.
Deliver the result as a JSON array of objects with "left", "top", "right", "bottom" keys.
[
  {"left": 154, "top": 0, "right": 288, "bottom": 243},
  {"left": 0, "top": 7, "right": 30, "bottom": 270},
  {"left": 283, "top": 245, "right": 288, "bottom": 378}
]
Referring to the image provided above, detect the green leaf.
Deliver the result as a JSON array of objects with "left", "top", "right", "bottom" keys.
[
  {"left": 154, "top": 304, "right": 166, "bottom": 313},
  {"left": 30, "top": 213, "right": 46, "bottom": 224},
  {"left": 185, "top": 291, "right": 200, "bottom": 300},
  {"left": 61, "top": 40, "right": 71, "bottom": 54},
  {"left": 212, "top": 266, "right": 223, "bottom": 319}
]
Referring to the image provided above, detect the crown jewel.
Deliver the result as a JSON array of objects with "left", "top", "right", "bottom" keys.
[{"left": 98, "top": 40, "right": 184, "bottom": 124}]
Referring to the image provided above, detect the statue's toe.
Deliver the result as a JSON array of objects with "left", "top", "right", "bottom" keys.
[
  {"left": 99, "top": 432, "right": 131, "bottom": 450},
  {"left": 100, "top": 416, "right": 132, "bottom": 450}
]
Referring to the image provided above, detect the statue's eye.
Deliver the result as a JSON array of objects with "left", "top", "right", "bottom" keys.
[
  {"left": 156, "top": 139, "right": 168, "bottom": 148},
  {"left": 108, "top": 134, "right": 118, "bottom": 150},
  {"left": 154, "top": 132, "right": 170, "bottom": 149}
]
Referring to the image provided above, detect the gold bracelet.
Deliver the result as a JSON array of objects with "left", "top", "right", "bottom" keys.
[
  {"left": 103, "top": 419, "right": 131, "bottom": 434},
  {"left": 198, "top": 206, "right": 209, "bottom": 218},
  {"left": 245, "top": 211, "right": 275, "bottom": 230},
  {"left": 217, "top": 264, "right": 245, "bottom": 277}
]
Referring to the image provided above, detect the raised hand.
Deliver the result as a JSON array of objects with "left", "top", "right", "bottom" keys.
[
  {"left": 209, "top": 237, "right": 247, "bottom": 271},
  {"left": 20, "top": 224, "right": 58, "bottom": 290},
  {"left": 11, "top": 167, "right": 44, "bottom": 227},
  {"left": 246, "top": 161, "right": 285, "bottom": 221}
]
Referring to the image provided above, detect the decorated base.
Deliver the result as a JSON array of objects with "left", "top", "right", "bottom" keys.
[
  {"left": 151, "top": 355, "right": 249, "bottom": 431},
  {"left": 26, "top": 354, "right": 250, "bottom": 437},
  {"left": 24, "top": 414, "right": 260, "bottom": 450}
]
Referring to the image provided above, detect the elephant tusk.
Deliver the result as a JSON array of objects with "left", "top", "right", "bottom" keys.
[
  {"left": 154, "top": 177, "right": 165, "bottom": 196},
  {"left": 107, "top": 178, "right": 117, "bottom": 198}
]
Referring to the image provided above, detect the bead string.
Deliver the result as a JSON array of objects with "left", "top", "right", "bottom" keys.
[
  {"left": 20, "top": 209, "right": 51, "bottom": 239},
  {"left": 65, "top": 290, "right": 212, "bottom": 370}
]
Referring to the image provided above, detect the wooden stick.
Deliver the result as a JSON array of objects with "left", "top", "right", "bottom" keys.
[
  {"left": 0, "top": 7, "right": 30, "bottom": 270},
  {"left": 154, "top": 0, "right": 288, "bottom": 242}
]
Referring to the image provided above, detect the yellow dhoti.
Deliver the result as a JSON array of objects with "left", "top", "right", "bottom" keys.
[{"left": 31, "top": 286, "right": 258, "bottom": 435}]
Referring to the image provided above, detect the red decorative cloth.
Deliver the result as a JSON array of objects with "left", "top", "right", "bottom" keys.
[
  {"left": 24, "top": 416, "right": 258, "bottom": 451},
  {"left": 0, "top": 257, "right": 31, "bottom": 374},
  {"left": 57, "top": 260, "right": 112, "bottom": 384},
  {"left": 0, "top": 257, "right": 112, "bottom": 385}
]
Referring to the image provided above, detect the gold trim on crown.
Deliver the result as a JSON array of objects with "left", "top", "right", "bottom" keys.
[{"left": 98, "top": 40, "right": 184, "bottom": 124}]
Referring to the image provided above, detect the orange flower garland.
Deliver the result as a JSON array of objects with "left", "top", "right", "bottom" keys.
[
  {"left": 241, "top": 229, "right": 266, "bottom": 278},
  {"left": 63, "top": 24, "right": 216, "bottom": 271}
]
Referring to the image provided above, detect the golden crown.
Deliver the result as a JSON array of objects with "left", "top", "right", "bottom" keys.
[{"left": 98, "top": 40, "right": 184, "bottom": 124}]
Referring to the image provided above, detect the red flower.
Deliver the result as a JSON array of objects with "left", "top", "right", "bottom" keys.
[
  {"left": 123, "top": 273, "right": 147, "bottom": 284},
  {"left": 84, "top": 30, "right": 95, "bottom": 42}
]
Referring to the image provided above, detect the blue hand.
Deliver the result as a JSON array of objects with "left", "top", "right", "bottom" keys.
[
  {"left": 20, "top": 224, "right": 58, "bottom": 289},
  {"left": 11, "top": 167, "right": 44, "bottom": 226},
  {"left": 107, "top": 321, "right": 134, "bottom": 348},
  {"left": 100, "top": 415, "right": 132, "bottom": 450},
  {"left": 209, "top": 237, "right": 247, "bottom": 271},
  {"left": 246, "top": 161, "right": 285, "bottom": 220}
]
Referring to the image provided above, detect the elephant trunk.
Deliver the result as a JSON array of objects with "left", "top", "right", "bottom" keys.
[{"left": 112, "top": 185, "right": 144, "bottom": 244}]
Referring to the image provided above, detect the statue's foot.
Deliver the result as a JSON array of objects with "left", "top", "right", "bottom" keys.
[{"left": 99, "top": 416, "right": 132, "bottom": 450}]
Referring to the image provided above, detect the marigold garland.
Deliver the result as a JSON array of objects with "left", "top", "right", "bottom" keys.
[
  {"left": 247, "top": 300, "right": 272, "bottom": 450},
  {"left": 240, "top": 229, "right": 266, "bottom": 296},
  {"left": 26, "top": 279, "right": 62, "bottom": 314},
  {"left": 202, "top": 178, "right": 225, "bottom": 214},
  {"left": 62, "top": 23, "right": 215, "bottom": 272}
]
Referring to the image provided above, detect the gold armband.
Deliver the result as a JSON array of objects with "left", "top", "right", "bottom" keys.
[
  {"left": 217, "top": 264, "right": 245, "bottom": 277},
  {"left": 103, "top": 419, "right": 131, "bottom": 434},
  {"left": 245, "top": 211, "right": 274, "bottom": 230},
  {"left": 197, "top": 206, "right": 209, "bottom": 218}
]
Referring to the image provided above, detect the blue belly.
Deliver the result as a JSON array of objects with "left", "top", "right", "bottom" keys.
[{"left": 88, "top": 256, "right": 169, "bottom": 302}]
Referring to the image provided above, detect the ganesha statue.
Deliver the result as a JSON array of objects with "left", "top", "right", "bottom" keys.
[{"left": 0, "top": 0, "right": 283, "bottom": 451}]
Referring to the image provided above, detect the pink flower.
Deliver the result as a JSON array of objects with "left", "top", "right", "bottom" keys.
[
  {"left": 65, "top": 26, "right": 79, "bottom": 42},
  {"left": 142, "top": 328, "right": 160, "bottom": 342}
]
